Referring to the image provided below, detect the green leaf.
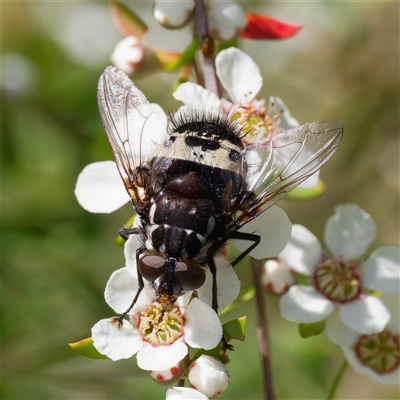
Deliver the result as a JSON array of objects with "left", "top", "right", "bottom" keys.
[
  {"left": 69, "top": 337, "right": 108, "bottom": 359},
  {"left": 164, "top": 38, "right": 199, "bottom": 71},
  {"left": 219, "top": 285, "right": 255, "bottom": 315},
  {"left": 173, "top": 76, "right": 189, "bottom": 92},
  {"left": 115, "top": 214, "right": 136, "bottom": 246},
  {"left": 217, "top": 38, "right": 239, "bottom": 53},
  {"left": 299, "top": 320, "right": 326, "bottom": 338},
  {"left": 285, "top": 179, "right": 326, "bottom": 201},
  {"left": 223, "top": 316, "right": 246, "bottom": 342},
  {"left": 110, "top": 0, "right": 148, "bottom": 39},
  {"left": 192, "top": 343, "right": 231, "bottom": 364}
]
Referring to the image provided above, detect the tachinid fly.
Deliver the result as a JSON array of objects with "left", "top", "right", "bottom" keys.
[{"left": 97, "top": 66, "right": 343, "bottom": 320}]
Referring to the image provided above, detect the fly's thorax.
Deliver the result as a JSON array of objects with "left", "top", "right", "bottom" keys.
[{"left": 155, "top": 131, "right": 244, "bottom": 176}]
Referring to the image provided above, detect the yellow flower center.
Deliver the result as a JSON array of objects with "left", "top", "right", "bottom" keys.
[
  {"left": 355, "top": 330, "right": 400, "bottom": 374},
  {"left": 136, "top": 303, "right": 185, "bottom": 346}
]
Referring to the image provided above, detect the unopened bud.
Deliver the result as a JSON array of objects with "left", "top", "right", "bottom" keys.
[
  {"left": 111, "top": 36, "right": 145, "bottom": 75},
  {"left": 262, "top": 259, "right": 296, "bottom": 295},
  {"left": 153, "top": 0, "right": 195, "bottom": 29},
  {"left": 208, "top": 1, "right": 247, "bottom": 41},
  {"left": 150, "top": 356, "right": 190, "bottom": 386},
  {"left": 188, "top": 355, "right": 230, "bottom": 398}
]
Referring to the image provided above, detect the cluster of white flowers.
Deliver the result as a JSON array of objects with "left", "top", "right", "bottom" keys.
[{"left": 271, "top": 204, "right": 400, "bottom": 385}]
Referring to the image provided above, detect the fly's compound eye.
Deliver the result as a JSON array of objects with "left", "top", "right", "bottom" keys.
[
  {"left": 138, "top": 254, "right": 166, "bottom": 282},
  {"left": 174, "top": 261, "right": 206, "bottom": 291}
]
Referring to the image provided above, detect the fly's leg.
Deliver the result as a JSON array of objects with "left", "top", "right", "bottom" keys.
[
  {"left": 230, "top": 232, "right": 260, "bottom": 267},
  {"left": 113, "top": 245, "right": 146, "bottom": 328},
  {"left": 119, "top": 227, "right": 141, "bottom": 241},
  {"left": 208, "top": 257, "right": 235, "bottom": 354}
]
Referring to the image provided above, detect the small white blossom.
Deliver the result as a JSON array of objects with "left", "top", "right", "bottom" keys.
[
  {"left": 278, "top": 205, "right": 400, "bottom": 335},
  {"left": 153, "top": 0, "right": 195, "bottom": 29},
  {"left": 262, "top": 259, "right": 296, "bottom": 295},
  {"left": 111, "top": 36, "right": 145, "bottom": 76},
  {"left": 188, "top": 355, "right": 230, "bottom": 398},
  {"left": 325, "top": 294, "right": 400, "bottom": 385},
  {"left": 92, "top": 236, "right": 239, "bottom": 371},
  {"left": 149, "top": 357, "right": 190, "bottom": 385}
]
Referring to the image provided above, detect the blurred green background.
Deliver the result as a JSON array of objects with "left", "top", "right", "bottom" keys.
[{"left": 2, "top": 1, "right": 399, "bottom": 399}]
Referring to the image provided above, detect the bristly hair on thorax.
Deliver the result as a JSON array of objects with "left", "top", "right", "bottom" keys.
[{"left": 168, "top": 107, "right": 246, "bottom": 149}]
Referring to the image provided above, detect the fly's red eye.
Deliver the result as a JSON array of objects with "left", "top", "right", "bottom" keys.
[
  {"left": 174, "top": 261, "right": 206, "bottom": 291},
  {"left": 138, "top": 255, "right": 166, "bottom": 282}
]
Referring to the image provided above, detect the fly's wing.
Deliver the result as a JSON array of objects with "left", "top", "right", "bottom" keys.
[
  {"left": 97, "top": 66, "right": 168, "bottom": 211},
  {"left": 236, "top": 120, "right": 343, "bottom": 226}
]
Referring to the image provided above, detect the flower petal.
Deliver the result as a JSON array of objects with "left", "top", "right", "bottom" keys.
[
  {"left": 298, "top": 171, "right": 320, "bottom": 189},
  {"left": 91, "top": 318, "right": 142, "bottom": 361},
  {"left": 136, "top": 338, "right": 188, "bottom": 371},
  {"left": 339, "top": 296, "right": 390, "bottom": 334},
  {"left": 75, "top": 161, "right": 129, "bottom": 213},
  {"left": 166, "top": 387, "right": 209, "bottom": 400},
  {"left": 279, "top": 285, "right": 334, "bottom": 323},
  {"left": 363, "top": 245, "right": 400, "bottom": 293},
  {"left": 184, "top": 298, "right": 222, "bottom": 350},
  {"left": 324, "top": 204, "right": 376, "bottom": 261},
  {"left": 234, "top": 206, "right": 292, "bottom": 259},
  {"left": 341, "top": 345, "right": 400, "bottom": 385},
  {"left": 268, "top": 96, "right": 299, "bottom": 131},
  {"left": 104, "top": 267, "right": 155, "bottom": 314},
  {"left": 324, "top": 310, "right": 359, "bottom": 346},
  {"left": 278, "top": 224, "right": 322, "bottom": 275},
  {"left": 241, "top": 13, "right": 303, "bottom": 40},
  {"left": 173, "top": 82, "right": 221, "bottom": 114},
  {"left": 124, "top": 225, "right": 142, "bottom": 278},
  {"left": 197, "top": 258, "right": 240, "bottom": 312},
  {"left": 216, "top": 47, "right": 262, "bottom": 104}
]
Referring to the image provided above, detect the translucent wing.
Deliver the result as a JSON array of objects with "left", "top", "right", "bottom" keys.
[
  {"left": 97, "top": 66, "right": 168, "bottom": 210},
  {"left": 237, "top": 120, "right": 343, "bottom": 226}
]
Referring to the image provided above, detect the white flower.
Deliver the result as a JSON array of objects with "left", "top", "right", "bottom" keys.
[
  {"left": 208, "top": 1, "right": 247, "bottom": 41},
  {"left": 149, "top": 357, "right": 190, "bottom": 385},
  {"left": 111, "top": 36, "right": 145, "bottom": 76},
  {"left": 188, "top": 355, "right": 230, "bottom": 398},
  {"left": 92, "top": 236, "right": 236, "bottom": 371},
  {"left": 325, "top": 294, "right": 400, "bottom": 385},
  {"left": 279, "top": 204, "right": 400, "bottom": 335},
  {"left": 166, "top": 387, "right": 208, "bottom": 400},
  {"left": 153, "top": 0, "right": 195, "bottom": 29},
  {"left": 262, "top": 259, "right": 296, "bottom": 295}
]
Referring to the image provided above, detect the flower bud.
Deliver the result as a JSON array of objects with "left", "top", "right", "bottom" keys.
[
  {"left": 111, "top": 36, "right": 145, "bottom": 75},
  {"left": 262, "top": 259, "right": 296, "bottom": 295},
  {"left": 150, "top": 357, "right": 190, "bottom": 385},
  {"left": 188, "top": 355, "right": 230, "bottom": 398},
  {"left": 208, "top": 1, "right": 247, "bottom": 41},
  {"left": 153, "top": 0, "right": 195, "bottom": 29}
]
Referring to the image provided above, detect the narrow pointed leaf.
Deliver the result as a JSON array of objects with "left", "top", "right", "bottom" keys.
[
  {"left": 69, "top": 337, "right": 108, "bottom": 359},
  {"left": 219, "top": 285, "right": 255, "bottom": 315},
  {"left": 299, "top": 320, "right": 326, "bottom": 338},
  {"left": 110, "top": 0, "right": 148, "bottom": 39},
  {"left": 242, "top": 13, "right": 302, "bottom": 40},
  {"left": 163, "top": 38, "right": 199, "bottom": 71},
  {"left": 222, "top": 317, "right": 246, "bottom": 342},
  {"left": 285, "top": 179, "right": 326, "bottom": 201}
]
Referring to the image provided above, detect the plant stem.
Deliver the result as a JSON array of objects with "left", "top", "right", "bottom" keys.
[
  {"left": 194, "top": 0, "right": 219, "bottom": 96},
  {"left": 251, "top": 257, "right": 275, "bottom": 400},
  {"left": 326, "top": 360, "right": 347, "bottom": 400}
]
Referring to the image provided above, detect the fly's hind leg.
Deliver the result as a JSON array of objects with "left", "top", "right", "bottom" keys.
[
  {"left": 208, "top": 257, "right": 235, "bottom": 354},
  {"left": 113, "top": 245, "right": 146, "bottom": 328},
  {"left": 230, "top": 231, "right": 260, "bottom": 267},
  {"left": 119, "top": 226, "right": 141, "bottom": 241}
]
